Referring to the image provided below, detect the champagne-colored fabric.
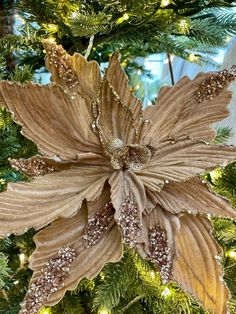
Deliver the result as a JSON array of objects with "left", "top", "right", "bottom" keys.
[
  {"left": 173, "top": 214, "right": 229, "bottom": 314},
  {"left": 44, "top": 40, "right": 101, "bottom": 100},
  {"left": 138, "top": 140, "right": 236, "bottom": 191},
  {"left": 104, "top": 53, "right": 142, "bottom": 122},
  {"left": 109, "top": 170, "right": 146, "bottom": 221},
  {"left": 30, "top": 203, "right": 122, "bottom": 306},
  {"left": 142, "top": 73, "right": 231, "bottom": 144},
  {"left": 0, "top": 165, "right": 111, "bottom": 236},
  {"left": 0, "top": 42, "right": 235, "bottom": 313},
  {"left": 153, "top": 178, "right": 236, "bottom": 218},
  {"left": 0, "top": 82, "right": 102, "bottom": 160}
]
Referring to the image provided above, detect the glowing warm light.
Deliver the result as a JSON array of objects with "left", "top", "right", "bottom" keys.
[
  {"left": 39, "top": 308, "right": 51, "bottom": 314},
  {"left": 188, "top": 54, "right": 199, "bottom": 62},
  {"left": 71, "top": 12, "right": 77, "bottom": 19},
  {"left": 99, "top": 309, "right": 110, "bottom": 314},
  {"left": 149, "top": 270, "right": 155, "bottom": 279},
  {"left": 117, "top": 13, "right": 130, "bottom": 24},
  {"left": 161, "top": 287, "right": 172, "bottom": 297},
  {"left": 210, "top": 169, "right": 222, "bottom": 181},
  {"left": 100, "top": 272, "right": 105, "bottom": 280},
  {"left": 135, "top": 84, "right": 140, "bottom": 90},
  {"left": 123, "top": 13, "right": 129, "bottom": 20},
  {"left": 161, "top": 0, "right": 171, "bottom": 7},
  {"left": 47, "top": 37, "right": 56, "bottom": 43},
  {"left": 19, "top": 253, "right": 27, "bottom": 267},
  {"left": 179, "top": 19, "right": 189, "bottom": 33},
  {"left": 227, "top": 250, "right": 236, "bottom": 259}
]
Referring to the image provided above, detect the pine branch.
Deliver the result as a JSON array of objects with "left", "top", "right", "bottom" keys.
[
  {"left": 70, "top": 11, "right": 112, "bottom": 37},
  {"left": 213, "top": 127, "right": 232, "bottom": 144}
]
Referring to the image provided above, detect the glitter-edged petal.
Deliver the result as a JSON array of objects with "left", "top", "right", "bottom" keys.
[
  {"left": 142, "top": 71, "right": 233, "bottom": 145},
  {"left": 104, "top": 53, "right": 142, "bottom": 121},
  {"left": 136, "top": 206, "right": 180, "bottom": 282},
  {"left": 138, "top": 141, "right": 236, "bottom": 191},
  {"left": 0, "top": 82, "right": 102, "bottom": 160},
  {"left": 44, "top": 40, "right": 101, "bottom": 100},
  {"left": 27, "top": 203, "right": 122, "bottom": 309},
  {"left": 93, "top": 79, "right": 142, "bottom": 147},
  {"left": 153, "top": 178, "right": 236, "bottom": 218},
  {"left": 109, "top": 170, "right": 146, "bottom": 247},
  {"left": 173, "top": 214, "right": 229, "bottom": 314},
  {"left": 0, "top": 165, "right": 111, "bottom": 237}
]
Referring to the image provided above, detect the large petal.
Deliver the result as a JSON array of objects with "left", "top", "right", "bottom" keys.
[
  {"left": 25, "top": 202, "right": 122, "bottom": 309},
  {"left": 0, "top": 82, "right": 102, "bottom": 160},
  {"left": 142, "top": 71, "right": 233, "bottom": 145},
  {"left": 137, "top": 206, "right": 180, "bottom": 260},
  {"left": 104, "top": 53, "right": 142, "bottom": 122},
  {"left": 137, "top": 140, "right": 236, "bottom": 191},
  {"left": 0, "top": 165, "right": 112, "bottom": 237},
  {"left": 173, "top": 214, "right": 229, "bottom": 314},
  {"left": 153, "top": 178, "right": 236, "bottom": 218},
  {"left": 94, "top": 79, "right": 142, "bottom": 146},
  {"left": 44, "top": 40, "right": 101, "bottom": 100},
  {"left": 109, "top": 170, "right": 146, "bottom": 246},
  {"left": 137, "top": 208, "right": 229, "bottom": 313}
]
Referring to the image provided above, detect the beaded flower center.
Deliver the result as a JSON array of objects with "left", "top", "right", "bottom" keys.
[{"left": 106, "top": 138, "right": 152, "bottom": 171}]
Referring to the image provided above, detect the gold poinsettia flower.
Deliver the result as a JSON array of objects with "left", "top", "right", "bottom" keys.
[{"left": 0, "top": 41, "right": 236, "bottom": 314}]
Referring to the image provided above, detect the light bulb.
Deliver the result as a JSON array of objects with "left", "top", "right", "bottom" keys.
[
  {"left": 161, "top": 0, "right": 171, "bottom": 7},
  {"left": 161, "top": 287, "right": 172, "bottom": 297}
]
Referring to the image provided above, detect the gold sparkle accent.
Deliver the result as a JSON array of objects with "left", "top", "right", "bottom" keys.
[
  {"left": 196, "top": 66, "right": 236, "bottom": 103},
  {"left": 10, "top": 158, "right": 55, "bottom": 177},
  {"left": 108, "top": 141, "right": 152, "bottom": 172},
  {"left": 20, "top": 247, "right": 77, "bottom": 314},
  {"left": 43, "top": 41, "right": 79, "bottom": 89},
  {"left": 83, "top": 202, "right": 115, "bottom": 248},
  {"left": 147, "top": 226, "right": 172, "bottom": 284},
  {"left": 118, "top": 198, "right": 141, "bottom": 247}
]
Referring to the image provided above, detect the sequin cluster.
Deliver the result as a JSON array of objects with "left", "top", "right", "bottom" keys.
[
  {"left": 44, "top": 42, "right": 79, "bottom": 89},
  {"left": 196, "top": 66, "right": 236, "bottom": 103},
  {"left": 118, "top": 198, "right": 141, "bottom": 247},
  {"left": 20, "top": 247, "right": 77, "bottom": 314},
  {"left": 147, "top": 226, "right": 172, "bottom": 283},
  {"left": 83, "top": 202, "right": 115, "bottom": 248},
  {"left": 10, "top": 158, "right": 55, "bottom": 177}
]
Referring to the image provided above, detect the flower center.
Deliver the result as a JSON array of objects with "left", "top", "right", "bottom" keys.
[{"left": 106, "top": 138, "right": 151, "bottom": 171}]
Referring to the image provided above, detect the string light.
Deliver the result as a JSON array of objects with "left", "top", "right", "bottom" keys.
[
  {"left": 39, "top": 308, "right": 51, "bottom": 314},
  {"left": 47, "top": 37, "right": 56, "bottom": 43},
  {"left": 161, "top": 287, "right": 172, "bottom": 297},
  {"left": 179, "top": 19, "right": 189, "bottom": 33},
  {"left": 149, "top": 270, "right": 156, "bottom": 279},
  {"left": 210, "top": 168, "right": 222, "bottom": 181},
  {"left": 19, "top": 253, "right": 27, "bottom": 268},
  {"left": 227, "top": 250, "right": 236, "bottom": 259},
  {"left": 161, "top": 0, "right": 171, "bottom": 7},
  {"left": 117, "top": 13, "right": 130, "bottom": 24},
  {"left": 98, "top": 308, "right": 110, "bottom": 314},
  {"left": 188, "top": 54, "right": 199, "bottom": 62}
]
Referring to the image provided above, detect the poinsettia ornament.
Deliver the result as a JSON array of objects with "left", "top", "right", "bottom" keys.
[{"left": 0, "top": 41, "right": 236, "bottom": 314}]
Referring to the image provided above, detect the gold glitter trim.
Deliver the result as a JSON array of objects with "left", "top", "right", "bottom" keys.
[
  {"left": 43, "top": 41, "right": 79, "bottom": 89},
  {"left": 196, "top": 66, "right": 236, "bottom": 103},
  {"left": 20, "top": 247, "right": 77, "bottom": 314},
  {"left": 10, "top": 158, "right": 55, "bottom": 177},
  {"left": 83, "top": 202, "right": 115, "bottom": 247},
  {"left": 118, "top": 198, "right": 141, "bottom": 247},
  {"left": 147, "top": 226, "right": 172, "bottom": 283}
]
